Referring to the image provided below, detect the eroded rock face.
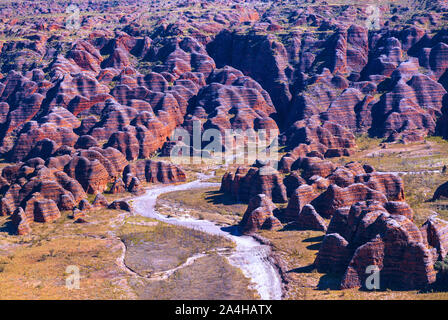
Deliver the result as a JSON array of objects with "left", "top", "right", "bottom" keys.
[
  {"left": 384, "top": 201, "right": 414, "bottom": 221},
  {"left": 239, "top": 194, "right": 282, "bottom": 234},
  {"left": 340, "top": 217, "right": 436, "bottom": 290},
  {"left": 421, "top": 217, "right": 448, "bottom": 261},
  {"left": 312, "top": 183, "right": 388, "bottom": 218},
  {"left": 11, "top": 191, "right": 61, "bottom": 234},
  {"left": 92, "top": 193, "right": 109, "bottom": 208},
  {"left": 122, "top": 160, "right": 186, "bottom": 185},
  {"left": 220, "top": 165, "right": 287, "bottom": 203},
  {"left": 279, "top": 119, "right": 356, "bottom": 162},
  {"left": 0, "top": 160, "right": 86, "bottom": 217},
  {"left": 110, "top": 178, "right": 126, "bottom": 194},
  {"left": 65, "top": 156, "right": 110, "bottom": 194},
  {"left": 355, "top": 172, "right": 405, "bottom": 201},
  {"left": 31, "top": 198, "right": 61, "bottom": 223},
  {"left": 11, "top": 207, "right": 31, "bottom": 235},
  {"left": 314, "top": 199, "right": 440, "bottom": 291},
  {"left": 315, "top": 233, "right": 351, "bottom": 274},
  {"left": 432, "top": 181, "right": 448, "bottom": 200},
  {"left": 296, "top": 204, "right": 327, "bottom": 232},
  {"left": 78, "top": 199, "right": 92, "bottom": 211},
  {"left": 284, "top": 185, "right": 317, "bottom": 220},
  {"left": 127, "top": 176, "right": 143, "bottom": 194},
  {"left": 108, "top": 200, "right": 132, "bottom": 212},
  {"left": 222, "top": 158, "right": 408, "bottom": 243},
  {"left": 1, "top": 1, "right": 448, "bottom": 246},
  {"left": 64, "top": 147, "right": 128, "bottom": 194},
  {"left": 0, "top": 1, "right": 447, "bottom": 168}
]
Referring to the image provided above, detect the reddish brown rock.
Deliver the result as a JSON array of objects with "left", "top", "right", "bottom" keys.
[
  {"left": 123, "top": 160, "right": 186, "bottom": 185},
  {"left": 322, "top": 88, "right": 363, "bottom": 131},
  {"left": 298, "top": 157, "right": 336, "bottom": 180},
  {"left": 327, "top": 168, "right": 355, "bottom": 187},
  {"left": 102, "top": 47, "right": 130, "bottom": 69},
  {"left": 105, "top": 129, "right": 140, "bottom": 161},
  {"left": 92, "top": 193, "right": 109, "bottom": 208},
  {"left": 284, "top": 185, "right": 317, "bottom": 220},
  {"left": 432, "top": 181, "right": 448, "bottom": 200},
  {"left": 370, "top": 77, "right": 441, "bottom": 139},
  {"left": 24, "top": 197, "right": 61, "bottom": 223},
  {"left": 278, "top": 144, "right": 310, "bottom": 173},
  {"left": 72, "top": 208, "right": 87, "bottom": 223},
  {"left": 65, "top": 156, "right": 109, "bottom": 194},
  {"left": 110, "top": 178, "right": 126, "bottom": 194},
  {"left": 429, "top": 42, "right": 448, "bottom": 79},
  {"left": 327, "top": 207, "right": 351, "bottom": 240},
  {"left": 384, "top": 201, "right": 414, "bottom": 220},
  {"left": 60, "top": 194, "right": 76, "bottom": 211},
  {"left": 312, "top": 184, "right": 388, "bottom": 218},
  {"left": 9, "top": 121, "right": 78, "bottom": 162},
  {"left": 340, "top": 216, "right": 436, "bottom": 290},
  {"left": 316, "top": 196, "right": 437, "bottom": 290},
  {"left": 75, "top": 135, "right": 99, "bottom": 149},
  {"left": 0, "top": 161, "right": 86, "bottom": 215},
  {"left": 221, "top": 165, "right": 287, "bottom": 203},
  {"left": 67, "top": 48, "right": 101, "bottom": 74},
  {"left": 11, "top": 207, "right": 31, "bottom": 235},
  {"left": 296, "top": 204, "right": 327, "bottom": 232},
  {"left": 314, "top": 233, "right": 351, "bottom": 274},
  {"left": 283, "top": 171, "right": 306, "bottom": 197},
  {"left": 128, "top": 176, "right": 143, "bottom": 194},
  {"left": 421, "top": 216, "right": 448, "bottom": 260},
  {"left": 355, "top": 172, "right": 405, "bottom": 201},
  {"left": 78, "top": 199, "right": 92, "bottom": 211},
  {"left": 339, "top": 235, "right": 385, "bottom": 289},
  {"left": 279, "top": 119, "right": 355, "bottom": 168},
  {"left": 108, "top": 200, "right": 132, "bottom": 212},
  {"left": 239, "top": 194, "right": 281, "bottom": 234}
]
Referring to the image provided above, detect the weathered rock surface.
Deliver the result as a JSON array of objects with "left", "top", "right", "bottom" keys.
[
  {"left": 221, "top": 165, "right": 287, "bottom": 203},
  {"left": 239, "top": 194, "right": 282, "bottom": 234},
  {"left": 432, "top": 181, "right": 448, "bottom": 201},
  {"left": 314, "top": 198, "right": 441, "bottom": 290},
  {"left": 122, "top": 160, "right": 186, "bottom": 185},
  {"left": 296, "top": 204, "right": 327, "bottom": 232},
  {"left": 312, "top": 183, "right": 388, "bottom": 218},
  {"left": 421, "top": 216, "right": 448, "bottom": 261}
]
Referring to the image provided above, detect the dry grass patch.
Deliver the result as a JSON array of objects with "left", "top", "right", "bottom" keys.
[
  {"left": 333, "top": 138, "right": 448, "bottom": 173},
  {"left": 402, "top": 172, "right": 448, "bottom": 226},
  {"left": 0, "top": 208, "right": 133, "bottom": 299},
  {"left": 0, "top": 237, "right": 127, "bottom": 299}
]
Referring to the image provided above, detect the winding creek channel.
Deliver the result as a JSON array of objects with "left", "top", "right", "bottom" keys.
[{"left": 132, "top": 175, "right": 284, "bottom": 300}]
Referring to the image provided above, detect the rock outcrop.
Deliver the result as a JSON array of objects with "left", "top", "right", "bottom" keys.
[
  {"left": 122, "top": 160, "right": 186, "bottom": 185},
  {"left": 432, "top": 181, "right": 448, "bottom": 201},
  {"left": 314, "top": 200, "right": 441, "bottom": 290},
  {"left": 239, "top": 194, "right": 282, "bottom": 234},
  {"left": 296, "top": 204, "right": 327, "bottom": 232},
  {"left": 221, "top": 165, "right": 287, "bottom": 203}
]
